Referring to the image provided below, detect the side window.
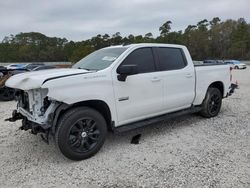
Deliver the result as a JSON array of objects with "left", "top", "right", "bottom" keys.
[
  {"left": 120, "top": 48, "right": 155, "bottom": 73},
  {"left": 156, "top": 47, "right": 186, "bottom": 71}
]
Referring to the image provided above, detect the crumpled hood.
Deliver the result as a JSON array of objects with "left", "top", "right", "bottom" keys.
[{"left": 5, "top": 68, "right": 90, "bottom": 90}]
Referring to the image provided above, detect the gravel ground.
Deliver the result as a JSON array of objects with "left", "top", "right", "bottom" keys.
[{"left": 0, "top": 68, "right": 249, "bottom": 188}]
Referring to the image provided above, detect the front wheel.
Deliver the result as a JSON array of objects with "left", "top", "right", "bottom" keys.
[
  {"left": 56, "top": 107, "right": 107, "bottom": 160},
  {"left": 200, "top": 88, "right": 222, "bottom": 118}
]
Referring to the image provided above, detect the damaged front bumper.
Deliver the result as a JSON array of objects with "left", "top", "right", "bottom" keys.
[
  {"left": 17, "top": 101, "right": 59, "bottom": 126},
  {"left": 5, "top": 109, "right": 52, "bottom": 143},
  {"left": 6, "top": 101, "right": 59, "bottom": 130},
  {"left": 6, "top": 105, "right": 59, "bottom": 144},
  {"left": 5, "top": 89, "right": 61, "bottom": 143}
]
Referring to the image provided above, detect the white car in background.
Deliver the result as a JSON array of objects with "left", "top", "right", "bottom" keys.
[
  {"left": 5, "top": 63, "right": 26, "bottom": 70},
  {"left": 224, "top": 60, "right": 247, "bottom": 69}
]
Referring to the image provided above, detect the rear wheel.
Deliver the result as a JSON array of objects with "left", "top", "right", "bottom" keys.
[
  {"left": 235, "top": 66, "right": 239, "bottom": 69},
  {"left": 56, "top": 107, "right": 107, "bottom": 160},
  {"left": 200, "top": 88, "right": 222, "bottom": 118}
]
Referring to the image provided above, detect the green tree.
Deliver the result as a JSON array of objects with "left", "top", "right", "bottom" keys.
[
  {"left": 159, "top": 21, "right": 172, "bottom": 36},
  {"left": 229, "top": 18, "right": 250, "bottom": 59},
  {"left": 0, "top": 18, "right": 250, "bottom": 63}
]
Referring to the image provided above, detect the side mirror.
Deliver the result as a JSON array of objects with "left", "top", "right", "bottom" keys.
[{"left": 117, "top": 64, "right": 138, "bottom": 81}]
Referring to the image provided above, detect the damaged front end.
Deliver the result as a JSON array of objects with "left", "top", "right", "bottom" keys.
[{"left": 6, "top": 88, "right": 61, "bottom": 143}]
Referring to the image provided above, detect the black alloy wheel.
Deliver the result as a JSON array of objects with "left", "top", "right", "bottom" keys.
[
  {"left": 56, "top": 107, "right": 107, "bottom": 160},
  {"left": 68, "top": 118, "right": 100, "bottom": 153},
  {"left": 207, "top": 92, "right": 221, "bottom": 116},
  {"left": 200, "top": 87, "right": 222, "bottom": 118}
]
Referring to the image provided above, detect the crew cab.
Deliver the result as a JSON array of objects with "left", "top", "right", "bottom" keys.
[{"left": 6, "top": 44, "right": 232, "bottom": 160}]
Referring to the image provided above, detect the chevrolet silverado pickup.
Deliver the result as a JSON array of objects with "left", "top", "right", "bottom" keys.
[{"left": 6, "top": 43, "right": 232, "bottom": 160}]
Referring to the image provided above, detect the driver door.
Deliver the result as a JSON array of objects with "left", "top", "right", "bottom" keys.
[{"left": 112, "top": 47, "right": 164, "bottom": 126}]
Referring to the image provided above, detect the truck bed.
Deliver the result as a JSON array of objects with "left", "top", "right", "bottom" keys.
[
  {"left": 194, "top": 62, "right": 226, "bottom": 67},
  {"left": 193, "top": 64, "right": 231, "bottom": 105}
]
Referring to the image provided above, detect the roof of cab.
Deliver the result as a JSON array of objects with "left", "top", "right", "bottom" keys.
[{"left": 106, "top": 43, "right": 185, "bottom": 49}]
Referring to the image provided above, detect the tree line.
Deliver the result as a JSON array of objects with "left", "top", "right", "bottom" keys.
[{"left": 0, "top": 17, "right": 249, "bottom": 63}]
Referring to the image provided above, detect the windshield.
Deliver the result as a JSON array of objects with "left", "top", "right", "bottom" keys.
[{"left": 73, "top": 47, "right": 128, "bottom": 71}]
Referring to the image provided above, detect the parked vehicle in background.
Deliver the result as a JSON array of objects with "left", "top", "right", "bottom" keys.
[
  {"left": 33, "top": 65, "right": 56, "bottom": 71},
  {"left": 224, "top": 60, "right": 247, "bottom": 69},
  {"left": 24, "top": 63, "right": 45, "bottom": 71},
  {"left": 0, "top": 64, "right": 57, "bottom": 101},
  {"left": 0, "top": 72, "right": 15, "bottom": 101},
  {"left": 0, "top": 66, "right": 6, "bottom": 69},
  {"left": 0, "top": 67, "right": 29, "bottom": 101},
  {"left": 203, "top": 60, "right": 223, "bottom": 64},
  {"left": 5, "top": 64, "right": 26, "bottom": 70},
  {"left": 6, "top": 43, "right": 233, "bottom": 160},
  {"left": 0, "top": 66, "right": 6, "bottom": 78},
  {"left": 0, "top": 66, "right": 7, "bottom": 76}
]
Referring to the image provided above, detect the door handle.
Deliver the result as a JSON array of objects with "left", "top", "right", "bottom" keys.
[
  {"left": 185, "top": 73, "right": 193, "bottom": 78},
  {"left": 151, "top": 77, "right": 161, "bottom": 82}
]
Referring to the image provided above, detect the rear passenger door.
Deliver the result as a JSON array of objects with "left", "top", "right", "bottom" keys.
[
  {"left": 154, "top": 47, "right": 195, "bottom": 112},
  {"left": 113, "top": 47, "right": 164, "bottom": 125}
]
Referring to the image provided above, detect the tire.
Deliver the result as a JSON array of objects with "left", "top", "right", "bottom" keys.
[
  {"left": 55, "top": 107, "right": 107, "bottom": 160},
  {"left": 0, "top": 87, "right": 15, "bottom": 101},
  {"left": 199, "top": 87, "right": 222, "bottom": 118},
  {"left": 235, "top": 66, "right": 239, "bottom": 69}
]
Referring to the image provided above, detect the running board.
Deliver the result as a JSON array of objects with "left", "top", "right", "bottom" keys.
[{"left": 114, "top": 106, "right": 202, "bottom": 133}]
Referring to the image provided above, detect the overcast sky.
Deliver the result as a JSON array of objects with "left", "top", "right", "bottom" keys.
[{"left": 0, "top": 0, "right": 249, "bottom": 41}]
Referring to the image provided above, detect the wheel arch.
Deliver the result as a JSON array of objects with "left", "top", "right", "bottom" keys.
[
  {"left": 52, "top": 100, "right": 113, "bottom": 134},
  {"left": 199, "top": 82, "right": 223, "bottom": 118},
  {"left": 208, "top": 81, "right": 224, "bottom": 97}
]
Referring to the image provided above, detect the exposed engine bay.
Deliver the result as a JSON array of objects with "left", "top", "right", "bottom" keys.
[{"left": 7, "top": 89, "right": 60, "bottom": 142}]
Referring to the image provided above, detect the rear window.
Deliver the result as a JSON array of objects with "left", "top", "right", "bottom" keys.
[{"left": 156, "top": 47, "right": 186, "bottom": 71}]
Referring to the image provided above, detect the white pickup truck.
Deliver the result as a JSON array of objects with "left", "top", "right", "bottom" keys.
[{"left": 6, "top": 43, "right": 232, "bottom": 160}]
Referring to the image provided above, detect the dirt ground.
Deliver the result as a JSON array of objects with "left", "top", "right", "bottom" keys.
[{"left": 0, "top": 68, "right": 249, "bottom": 188}]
